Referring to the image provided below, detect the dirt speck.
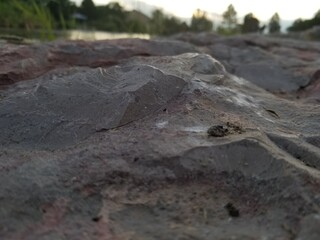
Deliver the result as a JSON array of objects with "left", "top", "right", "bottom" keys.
[
  {"left": 207, "top": 125, "right": 228, "bottom": 137},
  {"left": 207, "top": 123, "right": 244, "bottom": 137},
  {"left": 225, "top": 202, "right": 240, "bottom": 217}
]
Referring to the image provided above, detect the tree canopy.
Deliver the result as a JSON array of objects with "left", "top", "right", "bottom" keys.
[
  {"left": 218, "top": 4, "right": 239, "bottom": 35},
  {"left": 222, "top": 4, "right": 237, "bottom": 29},
  {"left": 80, "top": 0, "right": 96, "bottom": 21},
  {"left": 268, "top": 13, "right": 281, "bottom": 33},
  {"left": 288, "top": 9, "right": 320, "bottom": 32},
  {"left": 3, "top": 0, "right": 320, "bottom": 39},
  {"left": 190, "top": 9, "right": 213, "bottom": 32},
  {"left": 241, "top": 13, "right": 260, "bottom": 33}
]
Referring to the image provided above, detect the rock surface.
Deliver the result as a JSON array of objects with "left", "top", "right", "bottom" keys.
[{"left": 0, "top": 33, "right": 320, "bottom": 240}]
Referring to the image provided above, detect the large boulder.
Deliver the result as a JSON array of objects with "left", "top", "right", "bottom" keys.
[{"left": 0, "top": 34, "right": 320, "bottom": 239}]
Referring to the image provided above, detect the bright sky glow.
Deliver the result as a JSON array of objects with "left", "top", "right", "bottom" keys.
[{"left": 73, "top": 0, "right": 320, "bottom": 20}]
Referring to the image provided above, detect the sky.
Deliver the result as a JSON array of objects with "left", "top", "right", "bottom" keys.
[{"left": 72, "top": 0, "right": 320, "bottom": 21}]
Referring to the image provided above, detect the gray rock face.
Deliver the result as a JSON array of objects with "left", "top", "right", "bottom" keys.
[
  {"left": 235, "top": 62, "right": 307, "bottom": 92},
  {"left": 203, "top": 35, "right": 314, "bottom": 92},
  {"left": 0, "top": 64, "right": 185, "bottom": 148},
  {"left": 0, "top": 38, "right": 196, "bottom": 86},
  {"left": 0, "top": 34, "right": 320, "bottom": 240},
  {"left": 296, "top": 214, "right": 320, "bottom": 240}
]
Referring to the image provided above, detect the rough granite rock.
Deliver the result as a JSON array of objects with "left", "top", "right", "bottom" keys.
[
  {"left": 0, "top": 33, "right": 320, "bottom": 240},
  {"left": 296, "top": 214, "right": 320, "bottom": 240},
  {"left": 0, "top": 39, "right": 196, "bottom": 86}
]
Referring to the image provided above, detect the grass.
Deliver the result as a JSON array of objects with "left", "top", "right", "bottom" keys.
[
  {"left": 12, "top": 0, "right": 54, "bottom": 40},
  {"left": 0, "top": 0, "right": 55, "bottom": 40}
]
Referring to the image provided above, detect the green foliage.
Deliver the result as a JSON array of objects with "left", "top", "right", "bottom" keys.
[
  {"left": 127, "top": 20, "right": 147, "bottom": 33},
  {"left": 288, "top": 9, "right": 320, "bottom": 32},
  {"left": 0, "top": 0, "right": 213, "bottom": 38},
  {"left": 6, "top": 0, "right": 300, "bottom": 39},
  {"left": 218, "top": 4, "right": 239, "bottom": 35},
  {"left": 80, "top": 0, "right": 96, "bottom": 21},
  {"left": 0, "top": 1, "right": 19, "bottom": 29},
  {"left": 92, "top": 2, "right": 127, "bottom": 32},
  {"left": 222, "top": 4, "right": 237, "bottom": 29},
  {"left": 241, "top": 13, "right": 260, "bottom": 33},
  {"left": 287, "top": 18, "right": 320, "bottom": 32},
  {"left": 150, "top": 9, "right": 165, "bottom": 34},
  {"left": 0, "top": 0, "right": 79, "bottom": 39},
  {"left": 47, "top": 0, "right": 77, "bottom": 29},
  {"left": 162, "top": 17, "right": 188, "bottom": 35},
  {"left": 268, "top": 13, "right": 281, "bottom": 33},
  {"left": 0, "top": 0, "right": 55, "bottom": 40},
  {"left": 149, "top": 9, "right": 188, "bottom": 35},
  {"left": 125, "top": 10, "right": 149, "bottom": 33},
  {"left": 190, "top": 9, "right": 213, "bottom": 32}
]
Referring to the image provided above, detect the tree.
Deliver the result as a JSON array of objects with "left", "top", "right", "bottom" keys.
[
  {"left": 150, "top": 9, "right": 165, "bottom": 34},
  {"left": 268, "top": 13, "right": 280, "bottom": 33},
  {"left": 150, "top": 9, "right": 189, "bottom": 36},
  {"left": 218, "top": 4, "right": 239, "bottom": 35},
  {"left": 241, "top": 13, "right": 260, "bottom": 33},
  {"left": 288, "top": 9, "right": 320, "bottom": 32},
  {"left": 80, "top": 0, "right": 96, "bottom": 21},
  {"left": 47, "top": 0, "right": 77, "bottom": 29},
  {"left": 125, "top": 10, "right": 149, "bottom": 33},
  {"left": 93, "top": 2, "right": 127, "bottom": 32},
  {"left": 190, "top": 9, "right": 213, "bottom": 32},
  {"left": 222, "top": 4, "right": 237, "bottom": 30},
  {"left": 162, "top": 17, "right": 188, "bottom": 35}
]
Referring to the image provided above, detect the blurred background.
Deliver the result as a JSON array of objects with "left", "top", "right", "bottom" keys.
[{"left": 0, "top": 0, "right": 319, "bottom": 41}]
